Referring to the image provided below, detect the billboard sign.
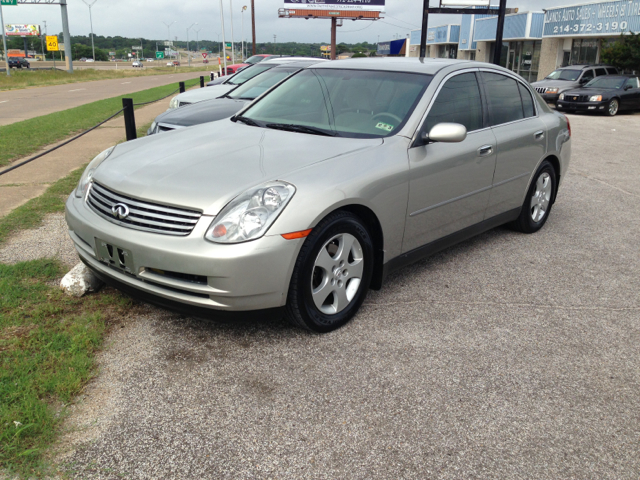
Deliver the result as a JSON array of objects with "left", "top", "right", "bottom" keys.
[
  {"left": 440, "top": 0, "right": 490, "bottom": 5},
  {"left": 543, "top": 1, "right": 640, "bottom": 37},
  {"left": 283, "top": 0, "right": 384, "bottom": 12},
  {"left": 5, "top": 24, "right": 41, "bottom": 36}
]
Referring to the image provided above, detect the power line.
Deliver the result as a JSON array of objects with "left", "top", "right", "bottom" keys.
[
  {"left": 339, "top": 22, "right": 375, "bottom": 33},
  {"left": 384, "top": 14, "right": 420, "bottom": 28}
]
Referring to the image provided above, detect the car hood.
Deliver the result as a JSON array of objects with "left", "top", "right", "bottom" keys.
[
  {"left": 174, "top": 85, "right": 235, "bottom": 105},
  {"left": 531, "top": 79, "right": 578, "bottom": 89},
  {"left": 94, "top": 120, "right": 382, "bottom": 215},
  {"left": 561, "top": 87, "right": 618, "bottom": 96},
  {"left": 156, "top": 98, "right": 248, "bottom": 127}
]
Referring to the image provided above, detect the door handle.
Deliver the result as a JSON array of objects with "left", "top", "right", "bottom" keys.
[
  {"left": 534, "top": 130, "right": 545, "bottom": 140},
  {"left": 478, "top": 145, "right": 493, "bottom": 156}
]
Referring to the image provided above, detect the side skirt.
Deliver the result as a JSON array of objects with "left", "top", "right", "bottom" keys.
[{"left": 381, "top": 207, "right": 521, "bottom": 283}]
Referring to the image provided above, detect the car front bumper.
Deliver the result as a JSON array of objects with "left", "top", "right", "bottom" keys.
[
  {"left": 65, "top": 193, "right": 303, "bottom": 312},
  {"left": 556, "top": 100, "right": 608, "bottom": 112},
  {"left": 539, "top": 92, "right": 560, "bottom": 103}
]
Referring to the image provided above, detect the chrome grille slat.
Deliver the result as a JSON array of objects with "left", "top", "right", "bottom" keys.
[
  {"left": 535, "top": 87, "right": 546, "bottom": 94},
  {"left": 87, "top": 183, "right": 202, "bottom": 236},
  {"left": 92, "top": 183, "right": 200, "bottom": 218}
]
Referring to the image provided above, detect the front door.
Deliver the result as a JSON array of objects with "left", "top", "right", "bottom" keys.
[{"left": 403, "top": 71, "right": 497, "bottom": 253}]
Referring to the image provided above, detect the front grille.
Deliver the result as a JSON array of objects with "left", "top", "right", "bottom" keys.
[
  {"left": 87, "top": 183, "right": 202, "bottom": 236},
  {"left": 567, "top": 94, "right": 589, "bottom": 102},
  {"left": 535, "top": 87, "right": 547, "bottom": 94}
]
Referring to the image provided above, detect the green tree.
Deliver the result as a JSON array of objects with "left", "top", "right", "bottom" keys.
[{"left": 600, "top": 33, "right": 640, "bottom": 73}]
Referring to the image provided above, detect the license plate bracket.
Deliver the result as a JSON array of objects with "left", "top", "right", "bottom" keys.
[{"left": 96, "top": 238, "right": 134, "bottom": 274}]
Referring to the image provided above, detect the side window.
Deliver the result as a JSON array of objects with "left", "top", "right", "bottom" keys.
[
  {"left": 633, "top": 77, "right": 640, "bottom": 89},
  {"left": 606, "top": 67, "right": 618, "bottom": 75},
  {"left": 423, "top": 72, "right": 483, "bottom": 134},
  {"left": 581, "top": 69, "right": 594, "bottom": 83},
  {"left": 517, "top": 82, "right": 535, "bottom": 118},
  {"left": 480, "top": 72, "right": 524, "bottom": 126},
  {"left": 595, "top": 68, "right": 607, "bottom": 76}
]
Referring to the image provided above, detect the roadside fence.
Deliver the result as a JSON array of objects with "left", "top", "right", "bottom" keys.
[{"left": 0, "top": 77, "right": 207, "bottom": 177}]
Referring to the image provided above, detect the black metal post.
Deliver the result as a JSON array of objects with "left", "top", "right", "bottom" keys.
[
  {"left": 179, "top": 81, "right": 186, "bottom": 93},
  {"left": 420, "top": 0, "right": 429, "bottom": 58},
  {"left": 210, "top": 72, "right": 215, "bottom": 81},
  {"left": 122, "top": 98, "right": 137, "bottom": 141},
  {"left": 492, "top": 0, "right": 508, "bottom": 66},
  {"left": 200, "top": 76, "right": 205, "bottom": 88}
]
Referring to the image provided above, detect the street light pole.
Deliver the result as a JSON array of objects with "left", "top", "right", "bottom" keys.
[
  {"left": 219, "top": 0, "right": 227, "bottom": 74},
  {"left": 186, "top": 22, "right": 197, "bottom": 67},
  {"left": 162, "top": 21, "right": 176, "bottom": 60},
  {"left": 241, "top": 6, "right": 247, "bottom": 62},
  {"left": 194, "top": 27, "right": 202, "bottom": 53},
  {"left": 0, "top": 5, "right": 9, "bottom": 77},
  {"left": 81, "top": 0, "right": 98, "bottom": 61},
  {"left": 229, "top": 0, "right": 236, "bottom": 65}
]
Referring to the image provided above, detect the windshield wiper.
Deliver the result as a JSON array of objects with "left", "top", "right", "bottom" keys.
[
  {"left": 233, "top": 115, "right": 259, "bottom": 126},
  {"left": 265, "top": 123, "right": 338, "bottom": 137}
]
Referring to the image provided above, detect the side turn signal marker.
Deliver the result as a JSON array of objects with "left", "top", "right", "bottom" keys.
[{"left": 281, "top": 229, "right": 312, "bottom": 240}]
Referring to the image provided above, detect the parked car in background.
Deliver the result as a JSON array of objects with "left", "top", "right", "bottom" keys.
[
  {"left": 132, "top": 61, "right": 143, "bottom": 68},
  {"left": 168, "top": 58, "right": 321, "bottom": 109},
  {"left": 531, "top": 64, "right": 619, "bottom": 105},
  {"left": 222, "top": 54, "right": 279, "bottom": 75},
  {"left": 8, "top": 57, "right": 30, "bottom": 69},
  {"left": 149, "top": 59, "right": 325, "bottom": 135},
  {"left": 66, "top": 58, "right": 571, "bottom": 332},
  {"left": 556, "top": 75, "right": 640, "bottom": 116},
  {"left": 203, "top": 59, "right": 209, "bottom": 64},
  {"left": 86, "top": 59, "right": 95, "bottom": 63}
]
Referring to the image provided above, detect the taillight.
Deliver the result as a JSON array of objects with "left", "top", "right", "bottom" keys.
[{"left": 564, "top": 114, "right": 571, "bottom": 137}]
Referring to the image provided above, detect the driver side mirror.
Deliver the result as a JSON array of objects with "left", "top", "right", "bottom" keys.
[
  {"left": 579, "top": 77, "right": 590, "bottom": 84},
  {"left": 422, "top": 123, "right": 467, "bottom": 144},
  {"left": 624, "top": 84, "right": 633, "bottom": 90}
]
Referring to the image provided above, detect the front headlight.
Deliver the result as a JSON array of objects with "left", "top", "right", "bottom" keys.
[
  {"left": 558, "top": 93, "right": 565, "bottom": 100},
  {"left": 589, "top": 95, "right": 602, "bottom": 102},
  {"left": 168, "top": 96, "right": 180, "bottom": 109},
  {"left": 75, "top": 146, "right": 116, "bottom": 198},
  {"left": 546, "top": 88, "right": 559, "bottom": 94},
  {"left": 205, "top": 181, "right": 296, "bottom": 244},
  {"left": 147, "top": 121, "right": 157, "bottom": 135}
]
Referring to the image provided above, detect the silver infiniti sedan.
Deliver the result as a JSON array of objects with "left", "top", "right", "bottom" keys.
[{"left": 65, "top": 58, "right": 571, "bottom": 332}]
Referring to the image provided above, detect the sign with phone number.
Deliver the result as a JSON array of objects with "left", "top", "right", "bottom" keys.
[{"left": 543, "top": 0, "right": 640, "bottom": 37}]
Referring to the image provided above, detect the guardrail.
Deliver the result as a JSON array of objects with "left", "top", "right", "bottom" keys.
[{"left": 0, "top": 77, "right": 207, "bottom": 177}]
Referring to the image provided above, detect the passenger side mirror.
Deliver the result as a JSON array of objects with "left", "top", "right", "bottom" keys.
[
  {"left": 423, "top": 123, "right": 467, "bottom": 143},
  {"left": 624, "top": 84, "right": 633, "bottom": 90},
  {"left": 579, "top": 77, "right": 590, "bottom": 84}
]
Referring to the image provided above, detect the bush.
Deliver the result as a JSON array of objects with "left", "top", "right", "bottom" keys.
[{"left": 600, "top": 33, "right": 640, "bottom": 73}]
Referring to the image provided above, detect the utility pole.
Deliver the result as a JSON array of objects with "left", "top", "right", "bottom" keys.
[
  {"left": 229, "top": 0, "right": 235, "bottom": 64},
  {"left": 187, "top": 23, "right": 197, "bottom": 66},
  {"left": 60, "top": 0, "right": 73, "bottom": 72},
  {"left": 81, "top": 0, "right": 98, "bottom": 61},
  {"left": 194, "top": 27, "right": 201, "bottom": 53},
  {"left": 251, "top": 0, "right": 256, "bottom": 55},
  {"left": 40, "top": 22, "right": 46, "bottom": 61},
  {"left": 219, "top": 0, "right": 227, "bottom": 74},
  {"left": 330, "top": 19, "right": 336, "bottom": 60},
  {"left": 273, "top": 34, "right": 277, "bottom": 54},
  {"left": 492, "top": 0, "right": 507, "bottom": 66},
  {"left": 1, "top": 4, "right": 9, "bottom": 77},
  {"left": 241, "top": 5, "right": 247, "bottom": 62}
]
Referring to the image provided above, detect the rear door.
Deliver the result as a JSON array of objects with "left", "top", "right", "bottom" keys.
[
  {"left": 480, "top": 71, "right": 548, "bottom": 218},
  {"left": 403, "top": 70, "right": 497, "bottom": 252},
  {"left": 622, "top": 77, "right": 640, "bottom": 109}
]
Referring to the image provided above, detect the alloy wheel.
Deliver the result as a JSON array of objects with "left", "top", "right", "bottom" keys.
[
  {"left": 530, "top": 172, "right": 552, "bottom": 223},
  {"left": 609, "top": 99, "right": 619, "bottom": 116}
]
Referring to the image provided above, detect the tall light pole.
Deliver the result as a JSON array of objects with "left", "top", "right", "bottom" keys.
[
  {"left": 40, "top": 21, "right": 46, "bottom": 61},
  {"left": 186, "top": 22, "right": 197, "bottom": 67},
  {"left": 162, "top": 21, "right": 176, "bottom": 59},
  {"left": 194, "top": 27, "right": 202, "bottom": 53},
  {"left": 241, "top": 6, "right": 247, "bottom": 62},
  {"left": 1, "top": 4, "right": 9, "bottom": 77},
  {"left": 81, "top": 0, "right": 98, "bottom": 61},
  {"left": 229, "top": 0, "right": 235, "bottom": 64},
  {"left": 219, "top": 0, "right": 227, "bottom": 74}
]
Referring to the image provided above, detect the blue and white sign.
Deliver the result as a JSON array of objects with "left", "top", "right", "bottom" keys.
[{"left": 543, "top": 1, "right": 640, "bottom": 37}]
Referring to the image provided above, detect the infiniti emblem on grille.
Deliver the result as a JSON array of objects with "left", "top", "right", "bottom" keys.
[{"left": 111, "top": 203, "right": 130, "bottom": 220}]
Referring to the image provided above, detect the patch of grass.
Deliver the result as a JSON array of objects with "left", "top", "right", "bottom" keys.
[
  {"left": 0, "top": 66, "right": 214, "bottom": 91},
  {"left": 0, "top": 258, "right": 132, "bottom": 477},
  {"left": 0, "top": 78, "right": 200, "bottom": 167}
]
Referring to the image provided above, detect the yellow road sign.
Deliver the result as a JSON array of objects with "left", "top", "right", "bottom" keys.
[{"left": 46, "top": 35, "right": 59, "bottom": 52}]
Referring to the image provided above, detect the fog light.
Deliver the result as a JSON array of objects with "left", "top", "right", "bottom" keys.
[{"left": 588, "top": 106, "right": 596, "bottom": 110}]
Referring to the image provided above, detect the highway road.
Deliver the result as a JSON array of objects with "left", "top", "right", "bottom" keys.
[{"left": 0, "top": 71, "right": 209, "bottom": 126}]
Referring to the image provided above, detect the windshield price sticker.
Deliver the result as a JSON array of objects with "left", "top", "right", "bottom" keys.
[{"left": 375, "top": 122, "right": 394, "bottom": 132}]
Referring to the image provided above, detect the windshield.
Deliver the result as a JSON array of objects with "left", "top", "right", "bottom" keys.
[
  {"left": 584, "top": 77, "right": 625, "bottom": 89},
  {"left": 225, "top": 65, "right": 273, "bottom": 86},
  {"left": 245, "top": 55, "right": 269, "bottom": 65},
  {"left": 237, "top": 69, "right": 431, "bottom": 138},
  {"left": 546, "top": 69, "right": 581, "bottom": 81},
  {"left": 227, "top": 68, "right": 297, "bottom": 100}
]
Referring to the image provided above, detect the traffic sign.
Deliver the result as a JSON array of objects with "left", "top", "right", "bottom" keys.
[
  {"left": 1, "top": 0, "right": 18, "bottom": 6},
  {"left": 156, "top": 51, "right": 164, "bottom": 59},
  {"left": 46, "top": 35, "right": 59, "bottom": 52},
  {"left": 225, "top": 42, "right": 231, "bottom": 48},
  {"left": 201, "top": 52, "right": 207, "bottom": 59},
  {"left": 132, "top": 46, "right": 142, "bottom": 50},
  {"left": 164, "top": 41, "right": 173, "bottom": 46}
]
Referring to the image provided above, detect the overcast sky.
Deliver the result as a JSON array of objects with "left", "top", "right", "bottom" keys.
[{"left": 3, "top": 0, "right": 568, "bottom": 45}]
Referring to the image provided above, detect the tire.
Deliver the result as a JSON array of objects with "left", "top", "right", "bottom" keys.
[
  {"left": 605, "top": 98, "right": 619, "bottom": 116},
  {"left": 285, "top": 210, "right": 374, "bottom": 333},
  {"left": 510, "top": 160, "right": 557, "bottom": 234}
]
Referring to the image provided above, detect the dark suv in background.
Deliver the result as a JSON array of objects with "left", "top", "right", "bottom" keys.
[
  {"left": 8, "top": 57, "right": 30, "bottom": 69},
  {"left": 531, "top": 64, "right": 619, "bottom": 105}
]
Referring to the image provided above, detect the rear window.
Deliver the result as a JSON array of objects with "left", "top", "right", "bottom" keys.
[
  {"left": 606, "top": 67, "right": 618, "bottom": 75},
  {"left": 481, "top": 72, "right": 524, "bottom": 126},
  {"left": 595, "top": 68, "right": 607, "bottom": 76}
]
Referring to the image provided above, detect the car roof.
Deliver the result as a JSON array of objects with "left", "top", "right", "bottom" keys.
[
  {"left": 309, "top": 57, "right": 483, "bottom": 75},
  {"left": 261, "top": 56, "right": 327, "bottom": 64},
  {"left": 271, "top": 59, "right": 328, "bottom": 68}
]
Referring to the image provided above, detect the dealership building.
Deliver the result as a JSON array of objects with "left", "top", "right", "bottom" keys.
[{"left": 395, "top": 0, "right": 640, "bottom": 81}]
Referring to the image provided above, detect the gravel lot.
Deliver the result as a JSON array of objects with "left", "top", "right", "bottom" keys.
[{"left": 2, "top": 112, "right": 639, "bottom": 479}]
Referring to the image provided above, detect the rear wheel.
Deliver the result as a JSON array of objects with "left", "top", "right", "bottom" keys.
[
  {"left": 285, "top": 211, "right": 373, "bottom": 333},
  {"left": 511, "top": 160, "right": 557, "bottom": 234},
  {"left": 606, "top": 98, "right": 619, "bottom": 116}
]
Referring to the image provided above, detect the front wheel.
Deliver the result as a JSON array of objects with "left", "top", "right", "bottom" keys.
[
  {"left": 285, "top": 211, "right": 374, "bottom": 333},
  {"left": 510, "top": 160, "right": 557, "bottom": 234},
  {"left": 606, "top": 98, "right": 619, "bottom": 116}
]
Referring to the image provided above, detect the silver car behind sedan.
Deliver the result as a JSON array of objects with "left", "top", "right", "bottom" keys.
[{"left": 66, "top": 58, "right": 571, "bottom": 332}]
